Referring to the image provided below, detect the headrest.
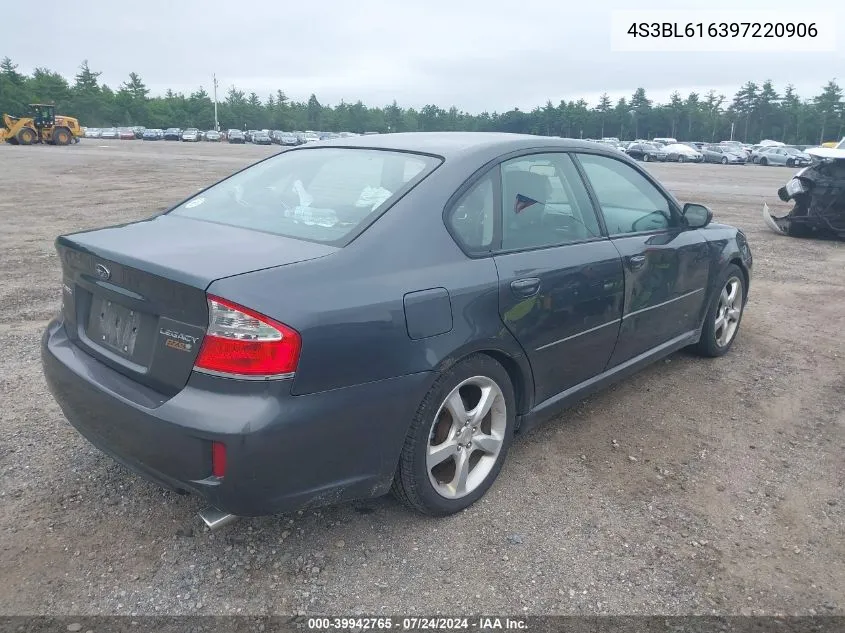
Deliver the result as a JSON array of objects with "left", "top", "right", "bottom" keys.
[{"left": 502, "top": 170, "right": 550, "bottom": 223}]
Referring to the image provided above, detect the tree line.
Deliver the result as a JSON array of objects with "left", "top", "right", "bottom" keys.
[{"left": 1, "top": 57, "right": 843, "bottom": 144}]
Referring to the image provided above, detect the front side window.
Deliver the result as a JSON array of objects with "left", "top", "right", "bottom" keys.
[
  {"left": 499, "top": 153, "right": 602, "bottom": 250},
  {"left": 170, "top": 148, "right": 440, "bottom": 245},
  {"left": 576, "top": 153, "right": 674, "bottom": 236}
]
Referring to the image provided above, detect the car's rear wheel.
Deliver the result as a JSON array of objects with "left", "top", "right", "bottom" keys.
[
  {"left": 678, "top": 155, "right": 685, "bottom": 163},
  {"left": 392, "top": 354, "right": 515, "bottom": 516},
  {"left": 760, "top": 157, "right": 768, "bottom": 166},
  {"left": 693, "top": 265, "right": 745, "bottom": 357},
  {"left": 786, "top": 158, "right": 794, "bottom": 167},
  {"left": 721, "top": 156, "right": 728, "bottom": 164}
]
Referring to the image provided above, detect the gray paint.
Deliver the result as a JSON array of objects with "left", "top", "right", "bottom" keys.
[{"left": 42, "top": 133, "right": 753, "bottom": 516}]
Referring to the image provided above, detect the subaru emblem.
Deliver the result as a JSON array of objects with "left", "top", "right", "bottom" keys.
[{"left": 95, "top": 263, "right": 111, "bottom": 280}]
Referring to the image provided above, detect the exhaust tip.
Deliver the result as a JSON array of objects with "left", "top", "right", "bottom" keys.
[{"left": 198, "top": 507, "right": 239, "bottom": 531}]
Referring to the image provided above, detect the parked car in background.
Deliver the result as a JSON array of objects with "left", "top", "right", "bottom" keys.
[
  {"left": 277, "top": 132, "right": 298, "bottom": 146},
  {"left": 227, "top": 129, "right": 246, "bottom": 144},
  {"left": 252, "top": 131, "right": 272, "bottom": 145},
  {"left": 132, "top": 126, "right": 145, "bottom": 139},
  {"left": 702, "top": 145, "right": 747, "bottom": 164},
  {"left": 625, "top": 142, "right": 668, "bottom": 162},
  {"left": 685, "top": 142, "right": 706, "bottom": 151},
  {"left": 205, "top": 130, "right": 221, "bottom": 142},
  {"left": 663, "top": 143, "right": 704, "bottom": 163},
  {"left": 750, "top": 146, "right": 776, "bottom": 164},
  {"left": 595, "top": 140, "right": 626, "bottom": 153},
  {"left": 293, "top": 131, "right": 306, "bottom": 144},
  {"left": 181, "top": 128, "right": 201, "bottom": 142},
  {"left": 99, "top": 128, "right": 119, "bottom": 140},
  {"left": 719, "top": 141, "right": 752, "bottom": 157},
  {"left": 85, "top": 128, "right": 102, "bottom": 139},
  {"left": 756, "top": 146, "right": 812, "bottom": 167},
  {"left": 302, "top": 132, "right": 320, "bottom": 144},
  {"left": 652, "top": 137, "right": 678, "bottom": 147},
  {"left": 118, "top": 127, "right": 136, "bottom": 140},
  {"left": 244, "top": 130, "right": 259, "bottom": 142},
  {"left": 142, "top": 128, "right": 163, "bottom": 141},
  {"left": 164, "top": 128, "right": 182, "bottom": 141}
]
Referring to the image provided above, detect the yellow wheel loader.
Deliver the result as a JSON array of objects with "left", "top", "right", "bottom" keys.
[{"left": 0, "top": 104, "right": 82, "bottom": 145}]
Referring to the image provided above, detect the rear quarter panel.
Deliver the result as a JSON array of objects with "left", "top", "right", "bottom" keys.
[{"left": 206, "top": 160, "right": 533, "bottom": 399}]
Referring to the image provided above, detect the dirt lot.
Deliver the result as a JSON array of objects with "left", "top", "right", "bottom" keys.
[{"left": 0, "top": 140, "right": 842, "bottom": 617}]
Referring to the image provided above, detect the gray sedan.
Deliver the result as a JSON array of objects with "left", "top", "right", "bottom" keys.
[
  {"left": 757, "top": 146, "right": 813, "bottom": 167},
  {"left": 41, "top": 133, "right": 752, "bottom": 523},
  {"left": 701, "top": 145, "right": 747, "bottom": 164}
]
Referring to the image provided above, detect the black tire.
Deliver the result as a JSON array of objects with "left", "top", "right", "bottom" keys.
[
  {"left": 678, "top": 155, "right": 685, "bottom": 163},
  {"left": 760, "top": 157, "right": 768, "bottom": 166},
  {"left": 391, "top": 354, "right": 516, "bottom": 516},
  {"left": 17, "top": 127, "right": 37, "bottom": 145},
  {"left": 721, "top": 156, "right": 728, "bottom": 165},
  {"left": 692, "top": 264, "right": 746, "bottom": 358},
  {"left": 786, "top": 220, "right": 813, "bottom": 238},
  {"left": 53, "top": 127, "right": 72, "bottom": 146},
  {"left": 786, "top": 159, "right": 794, "bottom": 167},
  {"left": 643, "top": 153, "right": 650, "bottom": 162}
]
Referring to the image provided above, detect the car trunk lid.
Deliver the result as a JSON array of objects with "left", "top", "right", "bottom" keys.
[{"left": 57, "top": 214, "right": 337, "bottom": 396}]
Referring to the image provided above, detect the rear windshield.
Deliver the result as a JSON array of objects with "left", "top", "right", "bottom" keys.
[{"left": 169, "top": 147, "right": 441, "bottom": 245}]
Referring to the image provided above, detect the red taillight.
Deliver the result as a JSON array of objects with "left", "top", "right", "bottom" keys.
[
  {"left": 211, "top": 441, "right": 227, "bottom": 478},
  {"left": 194, "top": 295, "right": 301, "bottom": 377}
]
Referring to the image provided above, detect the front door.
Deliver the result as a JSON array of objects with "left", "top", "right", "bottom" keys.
[{"left": 574, "top": 152, "right": 710, "bottom": 366}]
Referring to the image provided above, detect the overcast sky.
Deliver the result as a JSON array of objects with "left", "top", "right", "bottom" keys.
[{"left": 5, "top": 0, "right": 843, "bottom": 112}]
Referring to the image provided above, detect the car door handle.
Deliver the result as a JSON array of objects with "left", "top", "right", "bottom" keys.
[
  {"left": 626, "top": 255, "right": 646, "bottom": 271},
  {"left": 510, "top": 278, "right": 541, "bottom": 298}
]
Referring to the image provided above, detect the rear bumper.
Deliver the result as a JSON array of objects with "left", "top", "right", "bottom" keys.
[{"left": 42, "top": 319, "right": 432, "bottom": 516}]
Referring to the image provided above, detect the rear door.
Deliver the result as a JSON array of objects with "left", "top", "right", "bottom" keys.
[
  {"left": 484, "top": 153, "right": 625, "bottom": 405},
  {"left": 573, "top": 153, "right": 710, "bottom": 366}
]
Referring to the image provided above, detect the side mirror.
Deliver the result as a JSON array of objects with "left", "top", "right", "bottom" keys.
[{"left": 682, "top": 202, "right": 712, "bottom": 229}]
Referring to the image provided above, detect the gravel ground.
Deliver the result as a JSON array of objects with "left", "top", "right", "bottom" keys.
[{"left": 0, "top": 141, "right": 842, "bottom": 617}]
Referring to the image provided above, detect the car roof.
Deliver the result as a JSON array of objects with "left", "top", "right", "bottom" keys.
[{"left": 305, "top": 132, "right": 616, "bottom": 161}]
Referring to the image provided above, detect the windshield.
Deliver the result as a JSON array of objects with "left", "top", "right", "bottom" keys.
[{"left": 169, "top": 148, "right": 441, "bottom": 245}]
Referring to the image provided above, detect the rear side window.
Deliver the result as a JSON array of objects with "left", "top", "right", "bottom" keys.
[
  {"left": 500, "top": 153, "right": 601, "bottom": 250},
  {"left": 170, "top": 148, "right": 440, "bottom": 245},
  {"left": 447, "top": 172, "right": 496, "bottom": 253}
]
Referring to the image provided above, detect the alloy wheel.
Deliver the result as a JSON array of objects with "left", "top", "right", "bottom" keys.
[
  {"left": 715, "top": 276, "right": 743, "bottom": 347},
  {"left": 426, "top": 376, "right": 507, "bottom": 499}
]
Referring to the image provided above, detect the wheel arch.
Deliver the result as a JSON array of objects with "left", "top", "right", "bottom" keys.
[
  {"left": 729, "top": 257, "right": 750, "bottom": 305},
  {"left": 433, "top": 344, "right": 534, "bottom": 418}
]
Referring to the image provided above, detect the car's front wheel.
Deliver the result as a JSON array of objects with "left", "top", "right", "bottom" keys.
[
  {"left": 392, "top": 354, "right": 515, "bottom": 515},
  {"left": 693, "top": 264, "right": 745, "bottom": 357},
  {"left": 643, "top": 153, "right": 650, "bottom": 162},
  {"left": 721, "top": 156, "right": 729, "bottom": 164}
]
